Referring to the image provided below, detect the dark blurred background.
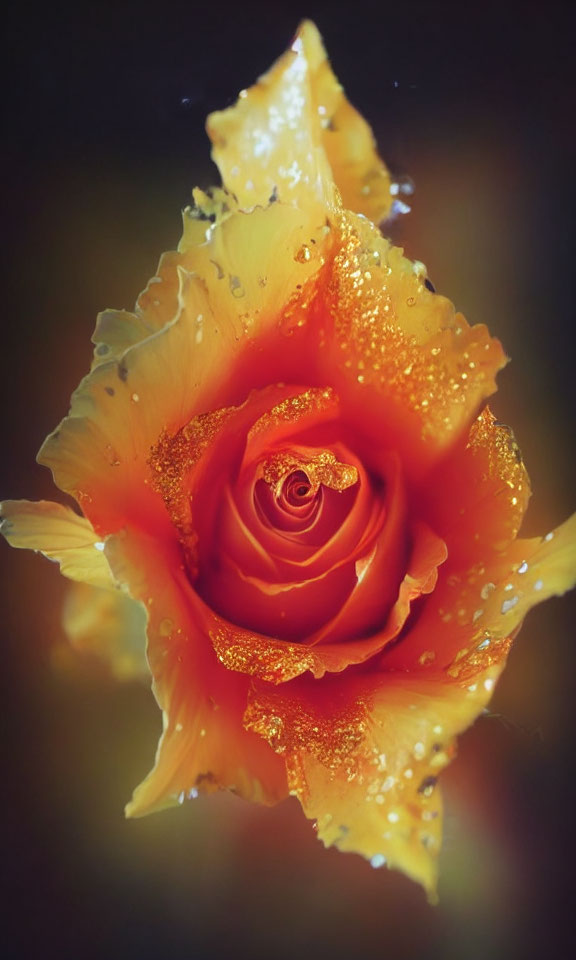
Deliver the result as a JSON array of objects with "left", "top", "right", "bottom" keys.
[{"left": 2, "top": 2, "right": 575, "bottom": 958}]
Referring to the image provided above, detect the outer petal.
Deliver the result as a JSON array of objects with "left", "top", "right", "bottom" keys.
[
  {"left": 0, "top": 499, "right": 115, "bottom": 588},
  {"left": 207, "top": 20, "right": 392, "bottom": 221},
  {"left": 244, "top": 668, "right": 503, "bottom": 898},
  {"left": 420, "top": 406, "right": 531, "bottom": 560},
  {"left": 383, "top": 408, "right": 576, "bottom": 675},
  {"left": 38, "top": 201, "right": 327, "bottom": 534},
  {"left": 317, "top": 213, "right": 507, "bottom": 467},
  {"left": 62, "top": 581, "right": 148, "bottom": 681},
  {"left": 103, "top": 527, "right": 287, "bottom": 815}
]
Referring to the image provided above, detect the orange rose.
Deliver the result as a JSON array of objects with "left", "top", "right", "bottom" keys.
[{"left": 2, "top": 21, "right": 575, "bottom": 897}]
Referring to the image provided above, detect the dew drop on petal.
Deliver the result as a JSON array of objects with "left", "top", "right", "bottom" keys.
[
  {"left": 294, "top": 244, "right": 311, "bottom": 263},
  {"left": 501, "top": 596, "right": 519, "bottom": 614},
  {"left": 418, "top": 650, "right": 436, "bottom": 666},
  {"left": 371, "top": 854, "right": 386, "bottom": 868}
]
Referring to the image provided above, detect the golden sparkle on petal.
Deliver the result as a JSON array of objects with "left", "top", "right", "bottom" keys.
[
  {"left": 247, "top": 387, "right": 336, "bottom": 437},
  {"left": 148, "top": 406, "right": 235, "bottom": 543},
  {"left": 466, "top": 408, "right": 529, "bottom": 542},
  {"left": 261, "top": 449, "right": 358, "bottom": 495},
  {"left": 326, "top": 213, "right": 505, "bottom": 444},
  {"left": 210, "top": 628, "right": 318, "bottom": 684},
  {"left": 244, "top": 687, "right": 369, "bottom": 788}
]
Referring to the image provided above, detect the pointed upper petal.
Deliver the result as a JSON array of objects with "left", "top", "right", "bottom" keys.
[
  {"left": 207, "top": 20, "right": 392, "bottom": 221},
  {"left": 38, "top": 198, "right": 327, "bottom": 534}
]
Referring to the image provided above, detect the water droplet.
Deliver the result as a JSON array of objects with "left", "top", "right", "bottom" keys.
[
  {"left": 477, "top": 636, "right": 491, "bottom": 651},
  {"left": 544, "top": 531, "right": 554, "bottom": 542},
  {"left": 294, "top": 244, "right": 311, "bottom": 263},
  {"left": 94, "top": 541, "right": 105, "bottom": 552},
  {"left": 413, "top": 742, "right": 425, "bottom": 760},
  {"left": 397, "top": 175, "right": 415, "bottom": 196},
  {"left": 131, "top": 392, "right": 140, "bottom": 403},
  {"left": 534, "top": 579, "right": 543, "bottom": 591},
  {"left": 418, "top": 650, "right": 435, "bottom": 666},
  {"left": 480, "top": 582, "right": 496, "bottom": 600},
  {"left": 518, "top": 561, "right": 529, "bottom": 574},
  {"left": 501, "top": 596, "right": 519, "bottom": 614},
  {"left": 391, "top": 198, "right": 411, "bottom": 216},
  {"left": 105, "top": 444, "right": 121, "bottom": 467},
  {"left": 387, "top": 811, "right": 399, "bottom": 823},
  {"left": 418, "top": 776, "right": 437, "bottom": 798},
  {"left": 371, "top": 854, "right": 386, "bottom": 868},
  {"left": 484, "top": 677, "right": 495, "bottom": 692},
  {"left": 229, "top": 275, "right": 245, "bottom": 298}
]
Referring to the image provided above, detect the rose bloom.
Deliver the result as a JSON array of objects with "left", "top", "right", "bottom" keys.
[{"left": 2, "top": 22, "right": 575, "bottom": 897}]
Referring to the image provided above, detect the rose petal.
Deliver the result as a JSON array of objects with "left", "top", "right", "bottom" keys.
[
  {"left": 305, "top": 521, "right": 447, "bottom": 672},
  {"left": 244, "top": 668, "right": 503, "bottom": 898},
  {"left": 62, "top": 581, "right": 148, "bottom": 681},
  {"left": 207, "top": 20, "right": 392, "bottom": 222},
  {"left": 383, "top": 514, "right": 576, "bottom": 677},
  {"left": 382, "top": 405, "right": 575, "bottom": 674},
  {"left": 308, "top": 452, "right": 408, "bottom": 645},
  {"left": 0, "top": 499, "right": 116, "bottom": 588},
  {"left": 103, "top": 528, "right": 288, "bottom": 815},
  {"left": 203, "top": 549, "right": 358, "bottom": 641},
  {"left": 204, "top": 521, "right": 446, "bottom": 682},
  {"left": 315, "top": 213, "right": 508, "bottom": 468},
  {"left": 38, "top": 200, "right": 328, "bottom": 533}
]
